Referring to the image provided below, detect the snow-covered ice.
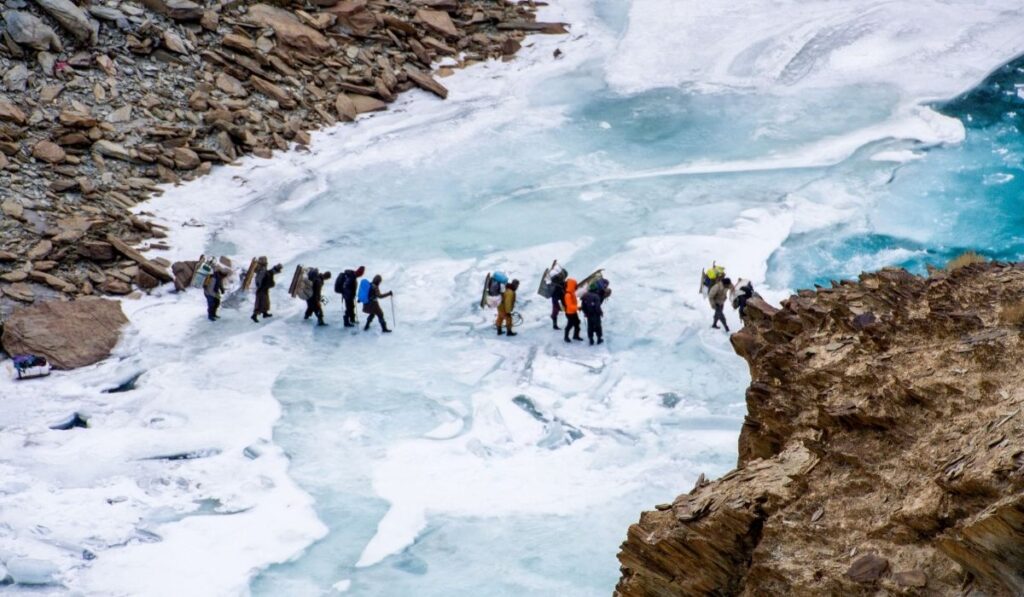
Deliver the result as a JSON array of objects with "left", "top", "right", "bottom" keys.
[{"left": 3, "top": 0, "right": 1024, "bottom": 594}]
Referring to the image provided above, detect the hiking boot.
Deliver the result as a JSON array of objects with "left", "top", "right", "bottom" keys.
[
  {"left": 597, "top": 338, "right": 604, "bottom": 345},
  {"left": 263, "top": 313, "right": 273, "bottom": 318},
  {"left": 364, "top": 323, "right": 371, "bottom": 331},
  {"left": 564, "top": 337, "right": 571, "bottom": 343},
  {"left": 573, "top": 335, "right": 583, "bottom": 341},
  {"left": 383, "top": 328, "right": 392, "bottom": 333},
  {"left": 506, "top": 332, "right": 517, "bottom": 337},
  {"left": 589, "top": 339, "right": 595, "bottom": 345},
  {"left": 251, "top": 314, "right": 259, "bottom": 323},
  {"left": 497, "top": 329, "right": 504, "bottom": 335}
]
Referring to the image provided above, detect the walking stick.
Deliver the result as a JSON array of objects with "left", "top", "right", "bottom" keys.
[{"left": 389, "top": 294, "right": 397, "bottom": 328}]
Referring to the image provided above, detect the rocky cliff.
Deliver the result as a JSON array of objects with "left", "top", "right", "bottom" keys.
[{"left": 616, "top": 262, "right": 1024, "bottom": 596}]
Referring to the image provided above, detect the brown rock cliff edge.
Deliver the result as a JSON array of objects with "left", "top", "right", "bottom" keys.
[{"left": 616, "top": 262, "right": 1024, "bottom": 596}]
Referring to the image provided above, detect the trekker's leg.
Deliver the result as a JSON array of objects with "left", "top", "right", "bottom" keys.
[
  {"left": 587, "top": 316, "right": 596, "bottom": 345},
  {"left": 595, "top": 318, "right": 604, "bottom": 344},
  {"left": 304, "top": 300, "right": 315, "bottom": 320},
  {"left": 496, "top": 310, "right": 505, "bottom": 335},
  {"left": 572, "top": 314, "right": 582, "bottom": 340},
  {"left": 551, "top": 300, "right": 560, "bottom": 329},
  {"left": 505, "top": 314, "right": 516, "bottom": 336},
  {"left": 315, "top": 301, "right": 326, "bottom": 326},
  {"left": 364, "top": 312, "right": 376, "bottom": 331}
]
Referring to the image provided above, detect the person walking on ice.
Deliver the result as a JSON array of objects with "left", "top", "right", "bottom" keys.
[
  {"left": 496, "top": 279, "right": 520, "bottom": 337},
  {"left": 252, "top": 257, "right": 283, "bottom": 322},
  {"left": 709, "top": 276, "right": 733, "bottom": 332},
  {"left": 363, "top": 274, "right": 393, "bottom": 333},
  {"left": 563, "top": 278, "right": 582, "bottom": 343},
  {"left": 336, "top": 266, "right": 365, "bottom": 328},
  {"left": 303, "top": 269, "right": 332, "bottom": 326},
  {"left": 581, "top": 282, "right": 604, "bottom": 345}
]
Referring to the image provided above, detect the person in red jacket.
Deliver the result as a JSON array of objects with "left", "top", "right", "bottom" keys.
[{"left": 563, "top": 278, "right": 582, "bottom": 343}]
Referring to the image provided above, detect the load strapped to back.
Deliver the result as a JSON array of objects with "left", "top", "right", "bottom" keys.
[
  {"left": 357, "top": 278, "right": 372, "bottom": 303},
  {"left": 537, "top": 260, "right": 567, "bottom": 299},
  {"left": 8, "top": 354, "right": 51, "bottom": 380},
  {"left": 480, "top": 271, "right": 508, "bottom": 309},
  {"left": 700, "top": 262, "right": 725, "bottom": 296},
  {"left": 190, "top": 255, "right": 215, "bottom": 289}
]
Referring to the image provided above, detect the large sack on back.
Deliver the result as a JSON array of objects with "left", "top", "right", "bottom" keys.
[
  {"left": 32, "top": 0, "right": 98, "bottom": 45},
  {"left": 2, "top": 298, "right": 128, "bottom": 369}
]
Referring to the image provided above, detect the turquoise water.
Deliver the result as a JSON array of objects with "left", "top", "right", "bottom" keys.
[{"left": 769, "top": 56, "right": 1024, "bottom": 289}]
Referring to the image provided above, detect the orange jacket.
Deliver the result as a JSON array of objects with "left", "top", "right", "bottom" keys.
[{"left": 564, "top": 279, "right": 578, "bottom": 314}]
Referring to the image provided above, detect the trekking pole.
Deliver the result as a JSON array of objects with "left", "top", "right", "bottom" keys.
[{"left": 389, "top": 294, "right": 397, "bottom": 328}]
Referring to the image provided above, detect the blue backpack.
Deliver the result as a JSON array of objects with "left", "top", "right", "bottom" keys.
[{"left": 357, "top": 278, "right": 372, "bottom": 303}]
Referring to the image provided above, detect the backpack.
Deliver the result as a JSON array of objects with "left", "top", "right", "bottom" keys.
[
  {"left": 491, "top": 271, "right": 509, "bottom": 284},
  {"left": 582, "top": 292, "right": 601, "bottom": 316},
  {"left": 357, "top": 278, "right": 372, "bottom": 303},
  {"left": 488, "top": 280, "right": 502, "bottom": 296},
  {"left": 334, "top": 272, "right": 347, "bottom": 294},
  {"left": 297, "top": 271, "right": 314, "bottom": 300}
]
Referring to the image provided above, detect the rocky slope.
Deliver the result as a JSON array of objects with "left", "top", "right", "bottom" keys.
[
  {"left": 616, "top": 262, "right": 1024, "bottom": 596},
  {"left": 0, "top": 0, "right": 564, "bottom": 317}
]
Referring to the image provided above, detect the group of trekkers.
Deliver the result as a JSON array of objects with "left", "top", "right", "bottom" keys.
[
  {"left": 198, "top": 255, "right": 754, "bottom": 340},
  {"left": 483, "top": 263, "right": 611, "bottom": 345},
  {"left": 200, "top": 257, "right": 394, "bottom": 332},
  {"left": 700, "top": 263, "right": 759, "bottom": 332}
]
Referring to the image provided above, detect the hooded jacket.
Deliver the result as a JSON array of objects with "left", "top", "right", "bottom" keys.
[
  {"left": 500, "top": 286, "right": 516, "bottom": 314},
  {"left": 564, "top": 279, "right": 579, "bottom": 315}
]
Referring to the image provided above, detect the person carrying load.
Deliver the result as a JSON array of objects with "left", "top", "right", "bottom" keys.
[
  {"left": 496, "top": 279, "right": 519, "bottom": 337},
  {"left": 700, "top": 263, "right": 726, "bottom": 297}
]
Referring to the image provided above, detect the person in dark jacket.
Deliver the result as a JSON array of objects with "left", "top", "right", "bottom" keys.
[
  {"left": 549, "top": 270, "right": 567, "bottom": 330},
  {"left": 581, "top": 285, "right": 604, "bottom": 345},
  {"left": 304, "top": 269, "right": 332, "bottom": 326},
  {"left": 363, "top": 274, "right": 393, "bottom": 332},
  {"left": 204, "top": 267, "right": 227, "bottom": 321},
  {"left": 252, "top": 258, "right": 283, "bottom": 322},
  {"left": 336, "top": 265, "right": 365, "bottom": 327}
]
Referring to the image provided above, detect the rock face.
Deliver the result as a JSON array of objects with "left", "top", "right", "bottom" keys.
[
  {"left": 616, "top": 263, "right": 1024, "bottom": 596},
  {"left": 1, "top": 298, "right": 128, "bottom": 369}
]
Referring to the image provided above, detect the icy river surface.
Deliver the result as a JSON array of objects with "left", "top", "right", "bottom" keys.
[{"left": 4, "top": 0, "right": 1024, "bottom": 595}]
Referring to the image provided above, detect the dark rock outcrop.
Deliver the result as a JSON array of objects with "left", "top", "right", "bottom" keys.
[
  {"left": 1, "top": 297, "right": 128, "bottom": 368},
  {"left": 616, "top": 263, "right": 1024, "bottom": 596}
]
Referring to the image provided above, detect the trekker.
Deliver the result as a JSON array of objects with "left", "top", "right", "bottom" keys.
[
  {"left": 204, "top": 266, "right": 227, "bottom": 321},
  {"left": 304, "top": 269, "right": 332, "bottom": 326},
  {"left": 336, "top": 266, "right": 365, "bottom": 327},
  {"left": 581, "top": 284, "right": 604, "bottom": 345},
  {"left": 709, "top": 276, "right": 733, "bottom": 331},
  {"left": 363, "top": 274, "right": 393, "bottom": 333},
  {"left": 550, "top": 270, "right": 567, "bottom": 330},
  {"left": 563, "top": 278, "right": 582, "bottom": 343},
  {"left": 496, "top": 279, "right": 520, "bottom": 336},
  {"left": 252, "top": 258, "right": 283, "bottom": 322}
]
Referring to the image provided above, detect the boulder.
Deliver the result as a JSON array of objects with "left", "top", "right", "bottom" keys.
[
  {"left": 216, "top": 72, "right": 248, "bottom": 97},
  {"left": 92, "top": 140, "right": 133, "bottom": 161},
  {"left": 246, "top": 4, "right": 330, "bottom": 54},
  {"left": 3, "top": 10, "right": 62, "bottom": 51},
  {"left": 405, "top": 66, "right": 448, "bottom": 99},
  {"left": 141, "top": 0, "right": 203, "bottom": 21},
  {"left": 0, "top": 99, "right": 27, "bottom": 125},
  {"left": 172, "top": 147, "right": 200, "bottom": 169},
  {"left": 77, "top": 240, "right": 115, "bottom": 261},
  {"left": 845, "top": 554, "right": 889, "bottom": 583},
  {"left": 348, "top": 93, "right": 386, "bottom": 114},
  {"left": 4, "top": 64, "right": 30, "bottom": 92},
  {"left": 27, "top": 239, "right": 52, "bottom": 260},
  {"left": 1, "top": 298, "right": 128, "bottom": 369},
  {"left": 327, "top": 0, "right": 375, "bottom": 36},
  {"left": 106, "top": 234, "right": 172, "bottom": 283},
  {"left": 32, "top": 0, "right": 98, "bottom": 45},
  {"left": 32, "top": 140, "right": 66, "bottom": 163},
  {"left": 415, "top": 8, "right": 458, "bottom": 39}
]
